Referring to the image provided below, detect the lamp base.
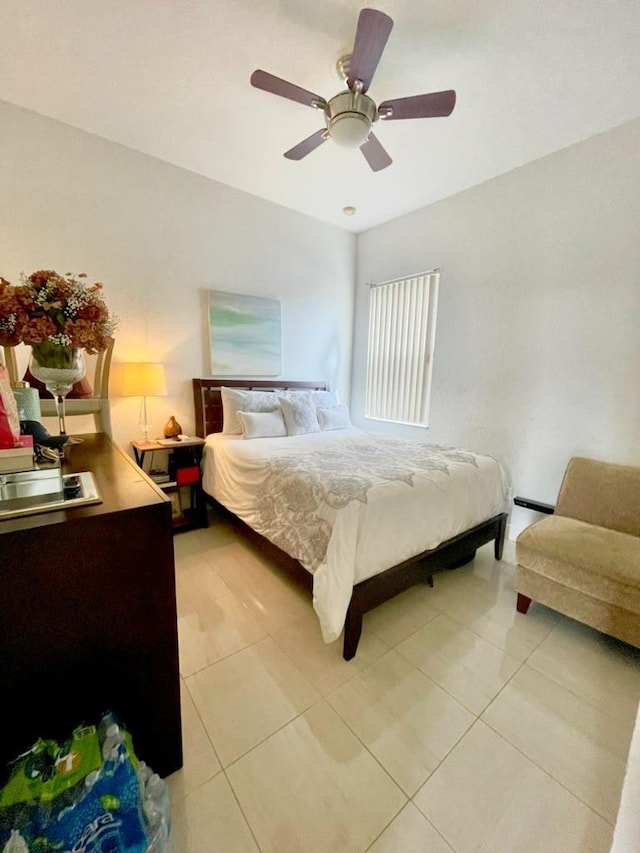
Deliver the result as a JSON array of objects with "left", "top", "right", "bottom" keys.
[
  {"left": 139, "top": 397, "right": 154, "bottom": 442},
  {"left": 139, "top": 423, "right": 153, "bottom": 442}
]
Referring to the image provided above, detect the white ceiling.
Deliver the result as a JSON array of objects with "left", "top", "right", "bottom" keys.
[{"left": 1, "top": 1, "right": 639, "bottom": 232}]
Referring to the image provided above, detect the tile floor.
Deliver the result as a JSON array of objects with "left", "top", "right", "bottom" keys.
[{"left": 166, "top": 513, "right": 640, "bottom": 852}]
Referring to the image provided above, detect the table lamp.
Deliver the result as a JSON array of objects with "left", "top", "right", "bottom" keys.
[{"left": 120, "top": 363, "right": 167, "bottom": 440}]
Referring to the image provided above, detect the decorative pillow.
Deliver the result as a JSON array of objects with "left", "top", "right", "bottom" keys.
[
  {"left": 23, "top": 367, "right": 94, "bottom": 399},
  {"left": 221, "top": 387, "right": 280, "bottom": 434},
  {"left": 237, "top": 408, "right": 287, "bottom": 439},
  {"left": 278, "top": 393, "right": 321, "bottom": 436},
  {"left": 309, "top": 389, "right": 339, "bottom": 410},
  {"left": 280, "top": 389, "right": 339, "bottom": 410},
  {"left": 317, "top": 404, "right": 352, "bottom": 431}
]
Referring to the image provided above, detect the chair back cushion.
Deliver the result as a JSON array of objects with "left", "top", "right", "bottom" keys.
[
  {"left": 556, "top": 456, "right": 640, "bottom": 537},
  {"left": 23, "top": 367, "right": 93, "bottom": 399}
]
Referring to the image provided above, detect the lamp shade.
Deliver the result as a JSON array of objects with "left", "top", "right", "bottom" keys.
[{"left": 120, "top": 363, "right": 167, "bottom": 397}]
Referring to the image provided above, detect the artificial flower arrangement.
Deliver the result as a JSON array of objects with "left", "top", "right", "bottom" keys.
[{"left": 0, "top": 270, "right": 117, "bottom": 367}]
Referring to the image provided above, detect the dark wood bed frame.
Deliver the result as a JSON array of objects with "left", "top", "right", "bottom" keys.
[{"left": 192, "top": 378, "right": 508, "bottom": 660}]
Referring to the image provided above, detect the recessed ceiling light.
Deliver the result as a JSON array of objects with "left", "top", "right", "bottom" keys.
[{"left": 343, "top": 206, "right": 356, "bottom": 216}]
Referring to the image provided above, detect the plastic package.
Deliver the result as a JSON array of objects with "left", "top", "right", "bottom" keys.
[
  {"left": 0, "top": 713, "right": 170, "bottom": 853},
  {"left": 138, "top": 765, "right": 170, "bottom": 852}
]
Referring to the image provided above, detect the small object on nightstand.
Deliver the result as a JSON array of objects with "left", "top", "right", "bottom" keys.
[
  {"left": 130, "top": 436, "right": 207, "bottom": 532},
  {"left": 163, "top": 415, "right": 182, "bottom": 439}
]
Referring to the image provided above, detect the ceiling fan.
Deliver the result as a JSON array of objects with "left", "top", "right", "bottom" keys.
[{"left": 250, "top": 7, "right": 456, "bottom": 172}]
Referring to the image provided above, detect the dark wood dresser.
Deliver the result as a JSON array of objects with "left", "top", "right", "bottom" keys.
[{"left": 0, "top": 434, "right": 182, "bottom": 782}]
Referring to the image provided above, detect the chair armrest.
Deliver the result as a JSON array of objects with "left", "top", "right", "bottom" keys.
[{"left": 513, "top": 496, "right": 555, "bottom": 514}]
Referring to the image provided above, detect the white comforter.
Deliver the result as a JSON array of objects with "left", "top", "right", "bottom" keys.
[{"left": 202, "top": 428, "right": 508, "bottom": 642}]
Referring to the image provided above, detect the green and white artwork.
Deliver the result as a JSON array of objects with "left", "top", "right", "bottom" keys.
[{"left": 208, "top": 290, "right": 281, "bottom": 376}]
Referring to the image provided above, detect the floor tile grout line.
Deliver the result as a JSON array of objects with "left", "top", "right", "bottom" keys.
[
  {"left": 176, "top": 565, "right": 268, "bottom": 850},
  {"left": 389, "top": 639, "right": 485, "bottom": 798},
  {"left": 364, "top": 601, "right": 443, "bottom": 649},
  {"left": 432, "top": 608, "right": 535, "bottom": 664},
  {"left": 218, "top": 693, "right": 329, "bottom": 773},
  {"left": 392, "top": 638, "right": 516, "bottom": 719},
  {"left": 377, "top": 613, "right": 630, "bottom": 829},
  {"left": 323, "top": 687, "right": 416, "bottom": 799},
  {"left": 479, "top": 659, "right": 623, "bottom": 826},
  {"left": 179, "top": 633, "right": 266, "bottom": 680},
  {"left": 220, "top": 694, "right": 410, "bottom": 819},
  {"left": 165, "top": 693, "right": 245, "bottom": 833},
  {"left": 407, "top": 806, "right": 458, "bottom": 853},
  {"left": 219, "top": 695, "right": 406, "bottom": 851},
  {"left": 322, "top": 652, "right": 478, "bottom": 807},
  {"left": 184, "top": 637, "right": 325, "bottom": 768},
  {"left": 425, "top": 584, "right": 555, "bottom": 664},
  {"left": 483, "top": 654, "right": 640, "bottom": 744},
  {"left": 361, "top": 801, "right": 455, "bottom": 853},
  {"left": 340, "top": 640, "right": 479, "bottom": 730},
  {"left": 477, "top": 715, "right": 616, "bottom": 828},
  {"left": 176, "top": 531, "right": 621, "bottom": 845},
  {"left": 523, "top": 656, "right": 640, "bottom": 728},
  {"left": 344, "top": 621, "right": 507, "bottom": 852},
  {"left": 265, "top": 621, "right": 371, "bottom": 698},
  {"left": 181, "top": 538, "right": 399, "bottom": 771},
  {"left": 174, "top": 532, "right": 621, "bottom": 849},
  {"left": 221, "top": 764, "right": 266, "bottom": 853},
  {"left": 420, "top": 557, "right": 555, "bottom": 657},
  {"left": 182, "top": 674, "right": 224, "bottom": 770}
]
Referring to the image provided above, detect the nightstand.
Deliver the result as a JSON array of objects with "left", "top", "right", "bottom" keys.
[{"left": 130, "top": 437, "right": 208, "bottom": 532}]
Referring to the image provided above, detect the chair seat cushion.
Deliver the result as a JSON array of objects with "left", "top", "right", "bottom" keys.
[{"left": 516, "top": 515, "right": 640, "bottom": 612}]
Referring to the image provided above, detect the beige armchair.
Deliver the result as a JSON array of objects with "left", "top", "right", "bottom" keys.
[
  {"left": 2, "top": 339, "right": 114, "bottom": 437},
  {"left": 515, "top": 456, "right": 640, "bottom": 648}
]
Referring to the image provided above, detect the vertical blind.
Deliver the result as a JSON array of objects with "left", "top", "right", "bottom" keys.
[{"left": 365, "top": 271, "right": 439, "bottom": 426}]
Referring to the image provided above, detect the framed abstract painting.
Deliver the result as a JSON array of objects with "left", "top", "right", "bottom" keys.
[{"left": 207, "top": 290, "right": 281, "bottom": 376}]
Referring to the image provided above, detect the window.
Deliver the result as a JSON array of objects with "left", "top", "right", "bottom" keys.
[{"left": 365, "top": 270, "right": 439, "bottom": 427}]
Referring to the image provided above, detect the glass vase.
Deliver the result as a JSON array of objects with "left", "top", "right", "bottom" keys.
[{"left": 29, "top": 344, "right": 85, "bottom": 436}]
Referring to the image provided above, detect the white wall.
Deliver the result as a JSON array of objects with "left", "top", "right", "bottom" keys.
[
  {"left": 0, "top": 100, "right": 356, "bottom": 449},
  {"left": 3, "top": 99, "right": 639, "bottom": 532},
  {"left": 352, "top": 118, "right": 640, "bottom": 537}
]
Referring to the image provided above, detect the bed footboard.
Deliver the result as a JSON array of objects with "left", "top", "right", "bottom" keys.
[
  {"left": 342, "top": 512, "right": 508, "bottom": 660},
  {"left": 208, "top": 495, "right": 507, "bottom": 661}
]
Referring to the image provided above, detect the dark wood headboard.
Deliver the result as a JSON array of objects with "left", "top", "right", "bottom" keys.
[{"left": 192, "top": 378, "right": 329, "bottom": 438}]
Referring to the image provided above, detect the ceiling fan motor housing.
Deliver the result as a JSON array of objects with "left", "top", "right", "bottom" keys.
[{"left": 325, "top": 91, "right": 377, "bottom": 147}]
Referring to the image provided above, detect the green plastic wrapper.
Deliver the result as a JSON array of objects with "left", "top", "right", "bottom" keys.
[{"left": 0, "top": 725, "right": 102, "bottom": 810}]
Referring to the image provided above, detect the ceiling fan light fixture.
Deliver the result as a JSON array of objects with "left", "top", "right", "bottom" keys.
[
  {"left": 325, "top": 90, "right": 377, "bottom": 148},
  {"left": 329, "top": 112, "right": 371, "bottom": 147}
]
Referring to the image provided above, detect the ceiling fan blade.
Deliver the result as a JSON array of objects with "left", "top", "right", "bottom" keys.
[
  {"left": 360, "top": 133, "right": 392, "bottom": 172},
  {"left": 378, "top": 90, "right": 457, "bottom": 120},
  {"left": 347, "top": 9, "right": 393, "bottom": 94},
  {"left": 251, "top": 70, "right": 326, "bottom": 109},
  {"left": 284, "top": 129, "right": 328, "bottom": 161}
]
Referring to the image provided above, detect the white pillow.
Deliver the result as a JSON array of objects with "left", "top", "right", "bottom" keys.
[
  {"left": 279, "top": 388, "right": 339, "bottom": 410},
  {"left": 221, "top": 387, "right": 280, "bottom": 434},
  {"left": 237, "top": 409, "right": 287, "bottom": 439},
  {"left": 317, "top": 404, "right": 352, "bottom": 431},
  {"left": 278, "top": 393, "right": 321, "bottom": 436},
  {"left": 309, "top": 389, "right": 339, "bottom": 410}
]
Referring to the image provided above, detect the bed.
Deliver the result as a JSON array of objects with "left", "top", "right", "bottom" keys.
[{"left": 193, "top": 378, "right": 509, "bottom": 659}]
